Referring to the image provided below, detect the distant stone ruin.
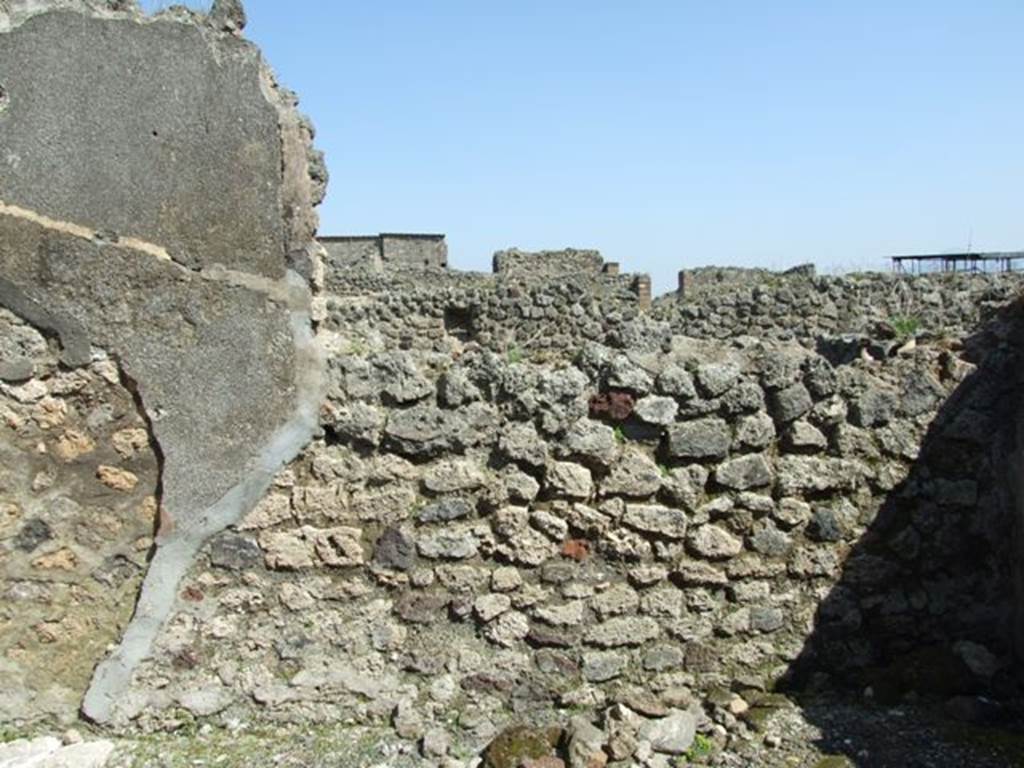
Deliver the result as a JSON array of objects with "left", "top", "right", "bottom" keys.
[
  {"left": 321, "top": 233, "right": 449, "bottom": 273},
  {"left": 2, "top": 3, "right": 1024, "bottom": 767}
]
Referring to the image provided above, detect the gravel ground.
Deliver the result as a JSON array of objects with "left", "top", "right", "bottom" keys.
[
  {"left": 4, "top": 695, "right": 1024, "bottom": 768},
  {"left": 715, "top": 694, "right": 1024, "bottom": 768}
]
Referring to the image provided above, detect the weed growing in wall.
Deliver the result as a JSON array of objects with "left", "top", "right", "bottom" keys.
[
  {"left": 889, "top": 315, "right": 921, "bottom": 339},
  {"left": 675, "top": 733, "right": 715, "bottom": 765}
]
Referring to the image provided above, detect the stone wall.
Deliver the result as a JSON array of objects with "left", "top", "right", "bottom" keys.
[
  {"left": 383, "top": 234, "right": 449, "bottom": 269},
  {"left": 321, "top": 236, "right": 383, "bottom": 276},
  {"left": 322, "top": 247, "right": 657, "bottom": 355},
  {"left": 320, "top": 234, "right": 448, "bottom": 282},
  {"left": 655, "top": 268, "right": 1024, "bottom": 348},
  {"left": 76, "top": 294, "right": 1022, "bottom": 764},
  {"left": 2, "top": 3, "right": 1024, "bottom": 767},
  {"left": 0, "top": 310, "right": 159, "bottom": 724},
  {"left": 493, "top": 248, "right": 605, "bottom": 280},
  {"left": 676, "top": 264, "right": 816, "bottom": 300}
]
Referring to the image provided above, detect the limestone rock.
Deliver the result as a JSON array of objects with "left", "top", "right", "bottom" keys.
[
  {"left": 547, "top": 461, "right": 594, "bottom": 500},
  {"left": 657, "top": 364, "right": 697, "bottom": 398},
  {"left": 531, "top": 509, "right": 570, "bottom": 541},
  {"left": 497, "top": 524, "right": 558, "bottom": 567},
  {"left": 492, "top": 566, "right": 523, "bottom": 592},
  {"left": 687, "top": 524, "right": 743, "bottom": 560},
  {"left": 0, "top": 737, "right": 115, "bottom": 768},
  {"left": 566, "top": 716, "right": 609, "bottom": 768},
  {"left": 602, "top": 450, "right": 663, "bottom": 497},
  {"left": 584, "top": 616, "right": 660, "bottom": 647},
  {"left": 634, "top": 395, "right": 678, "bottom": 426},
  {"left": 590, "top": 583, "right": 640, "bottom": 619},
  {"left": 696, "top": 362, "right": 740, "bottom": 397},
  {"left": 607, "top": 354, "right": 653, "bottom": 393},
  {"left": 623, "top": 504, "right": 688, "bottom": 540},
  {"left": 776, "top": 456, "right": 862, "bottom": 495},
  {"left": 417, "top": 528, "right": 479, "bottom": 560},
  {"left": 314, "top": 527, "right": 365, "bottom": 567},
  {"left": 421, "top": 727, "right": 451, "bottom": 758},
  {"left": 418, "top": 497, "right": 475, "bottom": 523},
  {"left": 499, "top": 421, "right": 549, "bottom": 469},
  {"left": 96, "top": 465, "right": 139, "bottom": 492},
  {"left": 327, "top": 402, "right": 385, "bottom": 446},
  {"left": 111, "top": 427, "right": 149, "bottom": 459},
  {"left": 638, "top": 709, "right": 696, "bottom": 754},
  {"left": 774, "top": 497, "right": 811, "bottom": 528},
  {"left": 582, "top": 651, "right": 628, "bottom": 682},
  {"left": 259, "top": 529, "right": 316, "bottom": 570},
  {"left": 533, "top": 601, "right": 586, "bottom": 627},
  {"left": 484, "top": 610, "right": 530, "bottom": 647},
  {"left": 714, "top": 453, "right": 773, "bottom": 490},
  {"left": 784, "top": 419, "right": 828, "bottom": 451},
  {"left": 769, "top": 383, "right": 813, "bottom": 423},
  {"left": 562, "top": 419, "right": 620, "bottom": 467},
  {"left": 666, "top": 418, "right": 731, "bottom": 460},
  {"left": 474, "top": 593, "right": 513, "bottom": 622}
]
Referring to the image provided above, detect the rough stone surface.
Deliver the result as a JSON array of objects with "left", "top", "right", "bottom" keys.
[
  {"left": 0, "top": 736, "right": 115, "bottom": 767},
  {"left": 665, "top": 418, "right": 731, "bottom": 460},
  {"left": 546, "top": 461, "right": 594, "bottom": 500},
  {"left": 714, "top": 453, "right": 773, "bottom": 490},
  {"left": 769, "top": 383, "right": 814, "bottom": 423},
  {"left": 637, "top": 709, "right": 697, "bottom": 754},
  {"left": 3, "top": 7, "right": 1024, "bottom": 762},
  {"left": 623, "top": 504, "right": 688, "bottom": 540},
  {"left": 601, "top": 450, "right": 662, "bottom": 497},
  {"left": 687, "top": 524, "right": 744, "bottom": 560},
  {"left": 633, "top": 395, "right": 678, "bottom": 426},
  {"left": 0, "top": 0, "right": 325, "bottom": 726}
]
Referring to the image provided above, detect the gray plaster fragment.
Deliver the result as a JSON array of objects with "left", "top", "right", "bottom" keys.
[{"left": 0, "top": 5, "right": 328, "bottom": 724}]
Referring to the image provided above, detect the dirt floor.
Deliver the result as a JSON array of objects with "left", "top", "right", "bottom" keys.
[{"left": 4, "top": 694, "right": 1024, "bottom": 767}]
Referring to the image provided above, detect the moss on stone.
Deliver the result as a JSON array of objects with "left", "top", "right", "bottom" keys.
[
  {"left": 482, "top": 725, "right": 563, "bottom": 768},
  {"left": 813, "top": 756, "right": 854, "bottom": 768}
]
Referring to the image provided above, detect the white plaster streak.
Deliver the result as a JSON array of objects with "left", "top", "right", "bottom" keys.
[
  {"left": 0, "top": 199, "right": 173, "bottom": 262},
  {"left": 0, "top": 199, "right": 307, "bottom": 309}
]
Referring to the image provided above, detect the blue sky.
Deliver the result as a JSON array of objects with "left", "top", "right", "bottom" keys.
[{"left": 146, "top": 1, "right": 1023, "bottom": 294}]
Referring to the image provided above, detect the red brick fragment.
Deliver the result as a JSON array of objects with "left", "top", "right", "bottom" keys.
[
  {"left": 589, "top": 391, "right": 634, "bottom": 421},
  {"left": 562, "top": 539, "right": 590, "bottom": 561}
]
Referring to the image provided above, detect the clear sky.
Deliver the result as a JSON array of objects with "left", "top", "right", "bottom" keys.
[{"left": 145, "top": 1, "right": 1023, "bottom": 294}]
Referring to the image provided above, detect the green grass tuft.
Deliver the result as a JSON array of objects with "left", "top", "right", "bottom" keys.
[{"left": 889, "top": 315, "right": 921, "bottom": 339}]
